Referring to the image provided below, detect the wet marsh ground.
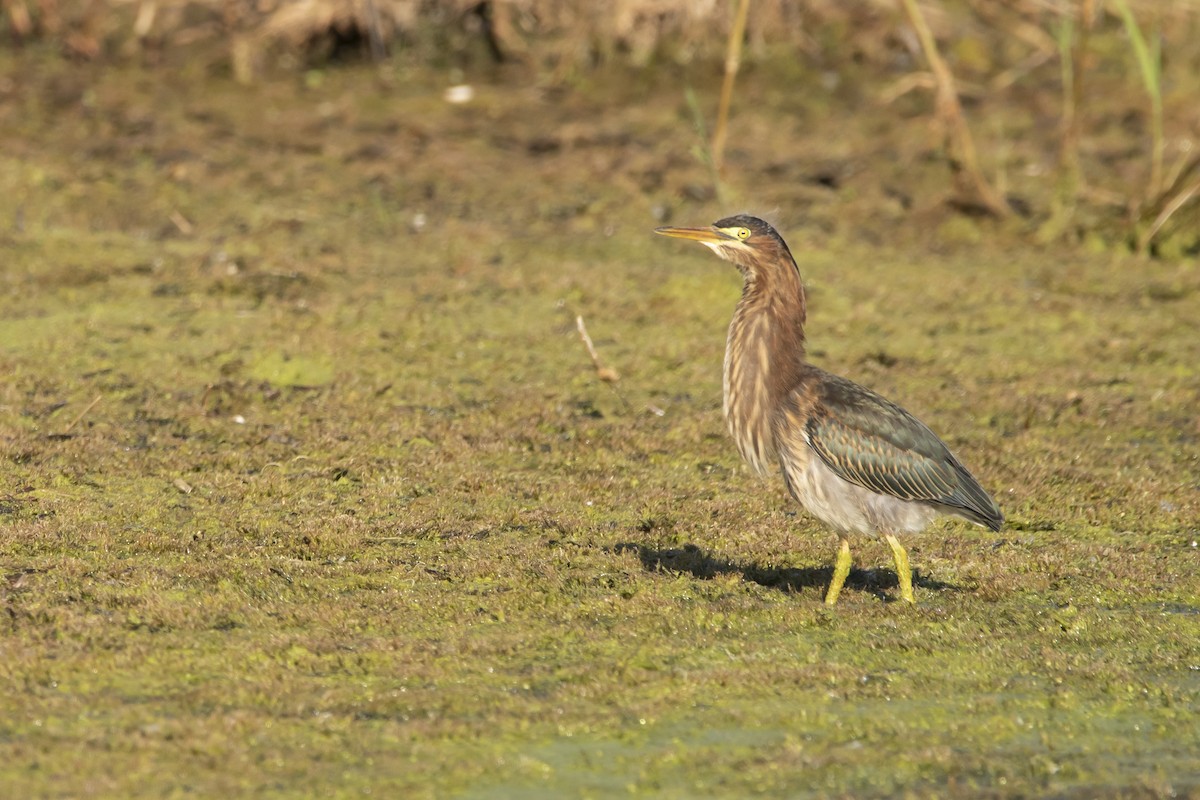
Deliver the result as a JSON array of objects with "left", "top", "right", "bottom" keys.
[{"left": 1, "top": 46, "right": 1199, "bottom": 797}]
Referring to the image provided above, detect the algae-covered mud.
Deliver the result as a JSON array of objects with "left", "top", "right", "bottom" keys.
[{"left": 1, "top": 43, "right": 1198, "bottom": 798}]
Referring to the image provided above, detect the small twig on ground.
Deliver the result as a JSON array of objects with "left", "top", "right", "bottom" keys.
[
  {"left": 63, "top": 394, "right": 102, "bottom": 433},
  {"left": 899, "top": 0, "right": 1011, "bottom": 218},
  {"left": 711, "top": 0, "right": 752, "bottom": 173},
  {"left": 576, "top": 315, "right": 633, "bottom": 413},
  {"left": 170, "top": 209, "right": 193, "bottom": 235},
  {"left": 198, "top": 383, "right": 214, "bottom": 412},
  {"left": 576, "top": 315, "right": 619, "bottom": 383},
  {"left": 269, "top": 566, "right": 294, "bottom": 584}
]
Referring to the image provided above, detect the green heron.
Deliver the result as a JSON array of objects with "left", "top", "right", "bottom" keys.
[{"left": 655, "top": 215, "right": 1002, "bottom": 604}]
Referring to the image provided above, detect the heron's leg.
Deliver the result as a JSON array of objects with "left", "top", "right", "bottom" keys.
[
  {"left": 884, "top": 533, "right": 915, "bottom": 603},
  {"left": 824, "top": 538, "right": 852, "bottom": 605}
]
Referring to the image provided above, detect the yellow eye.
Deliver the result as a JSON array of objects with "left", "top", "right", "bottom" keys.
[{"left": 736, "top": 227, "right": 751, "bottom": 240}]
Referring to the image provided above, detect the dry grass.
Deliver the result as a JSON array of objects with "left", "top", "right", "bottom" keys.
[
  {"left": 6, "top": 0, "right": 1200, "bottom": 246},
  {"left": 3, "top": 0, "right": 1192, "bottom": 58}
]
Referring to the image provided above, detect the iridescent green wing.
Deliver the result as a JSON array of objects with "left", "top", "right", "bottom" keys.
[{"left": 803, "top": 372, "right": 1002, "bottom": 529}]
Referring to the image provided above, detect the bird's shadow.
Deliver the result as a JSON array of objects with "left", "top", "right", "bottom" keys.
[{"left": 610, "top": 541, "right": 957, "bottom": 602}]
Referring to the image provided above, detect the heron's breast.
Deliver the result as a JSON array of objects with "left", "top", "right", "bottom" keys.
[{"left": 723, "top": 329, "right": 776, "bottom": 475}]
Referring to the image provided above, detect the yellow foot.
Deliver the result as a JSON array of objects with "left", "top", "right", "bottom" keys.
[
  {"left": 824, "top": 539, "right": 852, "bottom": 605},
  {"left": 884, "top": 533, "right": 915, "bottom": 604}
]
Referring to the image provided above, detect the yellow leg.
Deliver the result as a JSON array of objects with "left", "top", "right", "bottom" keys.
[
  {"left": 824, "top": 538, "right": 852, "bottom": 605},
  {"left": 884, "top": 534, "right": 915, "bottom": 603}
]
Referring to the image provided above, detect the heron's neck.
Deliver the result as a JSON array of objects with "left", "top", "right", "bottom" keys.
[{"left": 722, "top": 265, "right": 808, "bottom": 474}]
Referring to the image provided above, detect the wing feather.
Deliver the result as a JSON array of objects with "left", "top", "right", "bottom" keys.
[{"left": 800, "top": 371, "right": 1002, "bottom": 530}]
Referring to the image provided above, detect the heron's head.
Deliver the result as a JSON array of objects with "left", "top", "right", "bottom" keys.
[{"left": 654, "top": 215, "right": 796, "bottom": 279}]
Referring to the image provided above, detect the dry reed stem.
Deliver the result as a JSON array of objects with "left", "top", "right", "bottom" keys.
[
  {"left": 1143, "top": 177, "right": 1200, "bottom": 248},
  {"left": 900, "top": 0, "right": 1011, "bottom": 217},
  {"left": 1061, "top": 0, "right": 1095, "bottom": 192},
  {"left": 880, "top": 72, "right": 936, "bottom": 104},
  {"left": 1113, "top": 0, "right": 1164, "bottom": 203},
  {"left": 5, "top": 0, "right": 34, "bottom": 37},
  {"left": 711, "top": 0, "right": 752, "bottom": 173},
  {"left": 363, "top": 0, "right": 385, "bottom": 60},
  {"left": 132, "top": 0, "right": 155, "bottom": 38},
  {"left": 1139, "top": 152, "right": 1200, "bottom": 250},
  {"left": 1038, "top": 0, "right": 1095, "bottom": 242},
  {"left": 990, "top": 47, "right": 1054, "bottom": 92},
  {"left": 967, "top": 0, "right": 1056, "bottom": 55}
]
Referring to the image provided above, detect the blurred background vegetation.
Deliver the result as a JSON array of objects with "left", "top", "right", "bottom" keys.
[{"left": 5, "top": 0, "right": 1197, "bottom": 256}]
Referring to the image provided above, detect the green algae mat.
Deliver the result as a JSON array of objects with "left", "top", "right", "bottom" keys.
[{"left": 2, "top": 54, "right": 1199, "bottom": 798}]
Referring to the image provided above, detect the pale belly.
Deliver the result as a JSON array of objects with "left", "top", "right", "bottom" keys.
[{"left": 777, "top": 440, "right": 939, "bottom": 538}]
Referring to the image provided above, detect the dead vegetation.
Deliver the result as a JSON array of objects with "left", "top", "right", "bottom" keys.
[{"left": 3, "top": 0, "right": 1199, "bottom": 252}]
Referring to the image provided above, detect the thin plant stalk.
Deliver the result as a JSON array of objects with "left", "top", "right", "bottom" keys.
[
  {"left": 1112, "top": 0, "right": 1163, "bottom": 199},
  {"left": 899, "top": 0, "right": 1010, "bottom": 217},
  {"left": 686, "top": 87, "right": 729, "bottom": 207},
  {"left": 363, "top": 0, "right": 387, "bottom": 61},
  {"left": 1039, "top": 13, "right": 1078, "bottom": 241},
  {"left": 1061, "top": 0, "right": 1093, "bottom": 196},
  {"left": 1040, "top": 0, "right": 1095, "bottom": 242},
  {"left": 711, "top": 0, "right": 752, "bottom": 173}
]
